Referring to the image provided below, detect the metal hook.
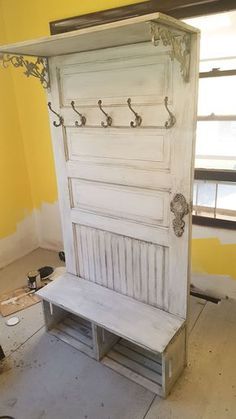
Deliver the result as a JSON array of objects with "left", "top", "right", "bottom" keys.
[
  {"left": 71, "top": 101, "right": 86, "bottom": 127},
  {"left": 98, "top": 100, "right": 112, "bottom": 128},
  {"left": 48, "top": 102, "right": 64, "bottom": 127},
  {"left": 164, "top": 97, "right": 176, "bottom": 129},
  {"left": 127, "top": 98, "right": 142, "bottom": 128}
]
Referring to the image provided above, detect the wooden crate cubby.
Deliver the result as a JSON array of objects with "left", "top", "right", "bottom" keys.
[
  {"left": 43, "top": 301, "right": 95, "bottom": 359},
  {"left": 43, "top": 299, "right": 186, "bottom": 397}
]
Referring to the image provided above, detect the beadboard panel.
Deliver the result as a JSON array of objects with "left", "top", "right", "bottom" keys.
[
  {"left": 59, "top": 50, "right": 172, "bottom": 107},
  {"left": 71, "top": 179, "right": 169, "bottom": 227},
  {"left": 75, "top": 225, "right": 168, "bottom": 309},
  {"left": 66, "top": 128, "right": 170, "bottom": 171}
]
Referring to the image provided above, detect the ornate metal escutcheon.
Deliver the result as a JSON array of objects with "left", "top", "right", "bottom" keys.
[{"left": 170, "top": 193, "right": 190, "bottom": 237}]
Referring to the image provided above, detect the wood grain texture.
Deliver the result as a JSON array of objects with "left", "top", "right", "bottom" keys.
[
  {"left": 102, "top": 357, "right": 163, "bottom": 396},
  {"left": 75, "top": 225, "right": 167, "bottom": 309},
  {"left": 0, "top": 13, "right": 198, "bottom": 57},
  {"left": 37, "top": 273, "right": 184, "bottom": 354}
]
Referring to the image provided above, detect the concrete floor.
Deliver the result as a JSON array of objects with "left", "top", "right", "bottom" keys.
[{"left": 0, "top": 249, "right": 236, "bottom": 419}]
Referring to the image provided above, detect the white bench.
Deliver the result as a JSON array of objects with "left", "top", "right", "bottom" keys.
[{"left": 37, "top": 273, "right": 186, "bottom": 396}]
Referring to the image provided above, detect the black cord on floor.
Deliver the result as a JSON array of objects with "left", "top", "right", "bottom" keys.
[{"left": 0, "top": 416, "right": 15, "bottom": 418}]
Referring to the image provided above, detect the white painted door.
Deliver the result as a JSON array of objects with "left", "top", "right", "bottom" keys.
[{"left": 47, "top": 40, "right": 199, "bottom": 319}]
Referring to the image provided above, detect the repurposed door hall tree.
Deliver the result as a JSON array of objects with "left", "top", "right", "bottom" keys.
[{"left": 0, "top": 13, "right": 199, "bottom": 397}]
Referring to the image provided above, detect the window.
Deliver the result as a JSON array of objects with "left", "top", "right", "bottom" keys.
[{"left": 193, "top": 58, "right": 236, "bottom": 227}]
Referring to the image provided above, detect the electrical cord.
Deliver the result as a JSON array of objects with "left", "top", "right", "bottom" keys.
[{"left": 0, "top": 416, "right": 15, "bottom": 418}]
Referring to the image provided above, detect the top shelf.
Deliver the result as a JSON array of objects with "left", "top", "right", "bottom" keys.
[{"left": 0, "top": 13, "right": 198, "bottom": 58}]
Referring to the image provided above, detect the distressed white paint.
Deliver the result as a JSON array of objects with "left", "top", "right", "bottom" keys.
[
  {"left": 75, "top": 225, "right": 167, "bottom": 308},
  {"left": 0, "top": 12, "right": 198, "bottom": 57},
  {"left": 47, "top": 35, "right": 199, "bottom": 318},
  {"left": 37, "top": 273, "right": 184, "bottom": 354},
  {"left": 1, "top": 13, "right": 199, "bottom": 397},
  {"left": 60, "top": 52, "right": 171, "bottom": 107}
]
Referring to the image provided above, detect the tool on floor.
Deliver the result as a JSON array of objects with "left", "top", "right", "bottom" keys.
[
  {"left": 58, "top": 251, "right": 65, "bottom": 262},
  {"left": 5, "top": 316, "right": 20, "bottom": 326},
  {"left": 1, "top": 290, "right": 35, "bottom": 306},
  {"left": 0, "top": 345, "right": 5, "bottom": 360},
  {"left": 26, "top": 266, "right": 54, "bottom": 290},
  {"left": 190, "top": 284, "right": 221, "bottom": 304},
  {"left": 38, "top": 266, "right": 54, "bottom": 281},
  {"left": 27, "top": 270, "right": 40, "bottom": 290}
]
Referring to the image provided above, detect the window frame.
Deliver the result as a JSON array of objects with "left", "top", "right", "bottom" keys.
[{"left": 193, "top": 68, "right": 236, "bottom": 229}]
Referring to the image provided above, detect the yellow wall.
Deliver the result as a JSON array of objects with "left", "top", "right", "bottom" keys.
[
  {"left": 0, "top": 2, "right": 33, "bottom": 237},
  {"left": 0, "top": 0, "right": 146, "bottom": 237},
  {"left": 0, "top": 0, "right": 235, "bottom": 279},
  {"left": 192, "top": 238, "right": 236, "bottom": 280}
]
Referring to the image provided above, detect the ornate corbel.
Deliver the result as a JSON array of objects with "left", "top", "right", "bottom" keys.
[
  {"left": 150, "top": 22, "right": 191, "bottom": 83},
  {"left": 0, "top": 54, "right": 50, "bottom": 89}
]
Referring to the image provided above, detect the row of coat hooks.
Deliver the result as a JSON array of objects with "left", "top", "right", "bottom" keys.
[{"left": 48, "top": 96, "right": 176, "bottom": 129}]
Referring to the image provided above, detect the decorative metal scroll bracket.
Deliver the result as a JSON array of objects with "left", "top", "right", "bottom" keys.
[
  {"left": 164, "top": 96, "right": 176, "bottom": 129},
  {"left": 0, "top": 54, "right": 50, "bottom": 89},
  {"left": 150, "top": 22, "right": 191, "bottom": 83},
  {"left": 170, "top": 193, "right": 190, "bottom": 237}
]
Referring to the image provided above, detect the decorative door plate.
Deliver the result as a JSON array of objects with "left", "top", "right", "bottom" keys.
[{"left": 170, "top": 193, "right": 190, "bottom": 237}]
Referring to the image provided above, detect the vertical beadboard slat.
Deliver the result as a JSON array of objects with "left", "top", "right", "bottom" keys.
[
  {"left": 133, "top": 239, "right": 141, "bottom": 300},
  {"left": 75, "top": 225, "right": 166, "bottom": 308},
  {"left": 76, "top": 225, "right": 84, "bottom": 278},
  {"left": 125, "top": 237, "right": 133, "bottom": 298},
  {"left": 119, "top": 236, "right": 127, "bottom": 295},
  {"left": 148, "top": 243, "right": 156, "bottom": 306},
  {"left": 99, "top": 230, "right": 108, "bottom": 287},
  {"left": 80, "top": 226, "right": 89, "bottom": 280},
  {"left": 86, "top": 226, "right": 96, "bottom": 282},
  {"left": 105, "top": 231, "right": 114, "bottom": 289},
  {"left": 163, "top": 248, "right": 169, "bottom": 312},
  {"left": 155, "top": 246, "right": 163, "bottom": 308},
  {"left": 93, "top": 228, "right": 102, "bottom": 285},
  {"left": 140, "top": 242, "right": 148, "bottom": 303},
  {"left": 112, "top": 234, "right": 121, "bottom": 293}
]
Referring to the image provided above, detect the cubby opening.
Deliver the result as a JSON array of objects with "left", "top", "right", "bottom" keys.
[{"left": 43, "top": 301, "right": 95, "bottom": 358}]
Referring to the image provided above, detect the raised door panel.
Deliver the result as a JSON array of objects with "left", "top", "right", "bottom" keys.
[
  {"left": 59, "top": 46, "right": 172, "bottom": 107},
  {"left": 66, "top": 128, "right": 170, "bottom": 170},
  {"left": 57, "top": 43, "right": 174, "bottom": 129},
  {"left": 71, "top": 179, "right": 169, "bottom": 227}
]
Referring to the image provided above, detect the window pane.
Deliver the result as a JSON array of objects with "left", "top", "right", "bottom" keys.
[
  {"left": 198, "top": 76, "right": 236, "bottom": 115},
  {"left": 216, "top": 183, "right": 236, "bottom": 220},
  {"left": 193, "top": 183, "right": 197, "bottom": 206},
  {"left": 194, "top": 181, "right": 216, "bottom": 217},
  {"left": 200, "top": 58, "right": 236, "bottom": 72},
  {"left": 195, "top": 121, "right": 236, "bottom": 170}
]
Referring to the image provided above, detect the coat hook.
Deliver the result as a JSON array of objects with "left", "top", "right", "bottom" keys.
[
  {"left": 71, "top": 101, "right": 86, "bottom": 127},
  {"left": 127, "top": 98, "right": 142, "bottom": 128},
  {"left": 164, "top": 97, "right": 176, "bottom": 129},
  {"left": 48, "top": 102, "right": 64, "bottom": 127},
  {"left": 98, "top": 100, "right": 112, "bottom": 128}
]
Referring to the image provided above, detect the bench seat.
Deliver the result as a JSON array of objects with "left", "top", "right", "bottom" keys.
[{"left": 37, "top": 272, "right": 184, "bottom": 354}]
